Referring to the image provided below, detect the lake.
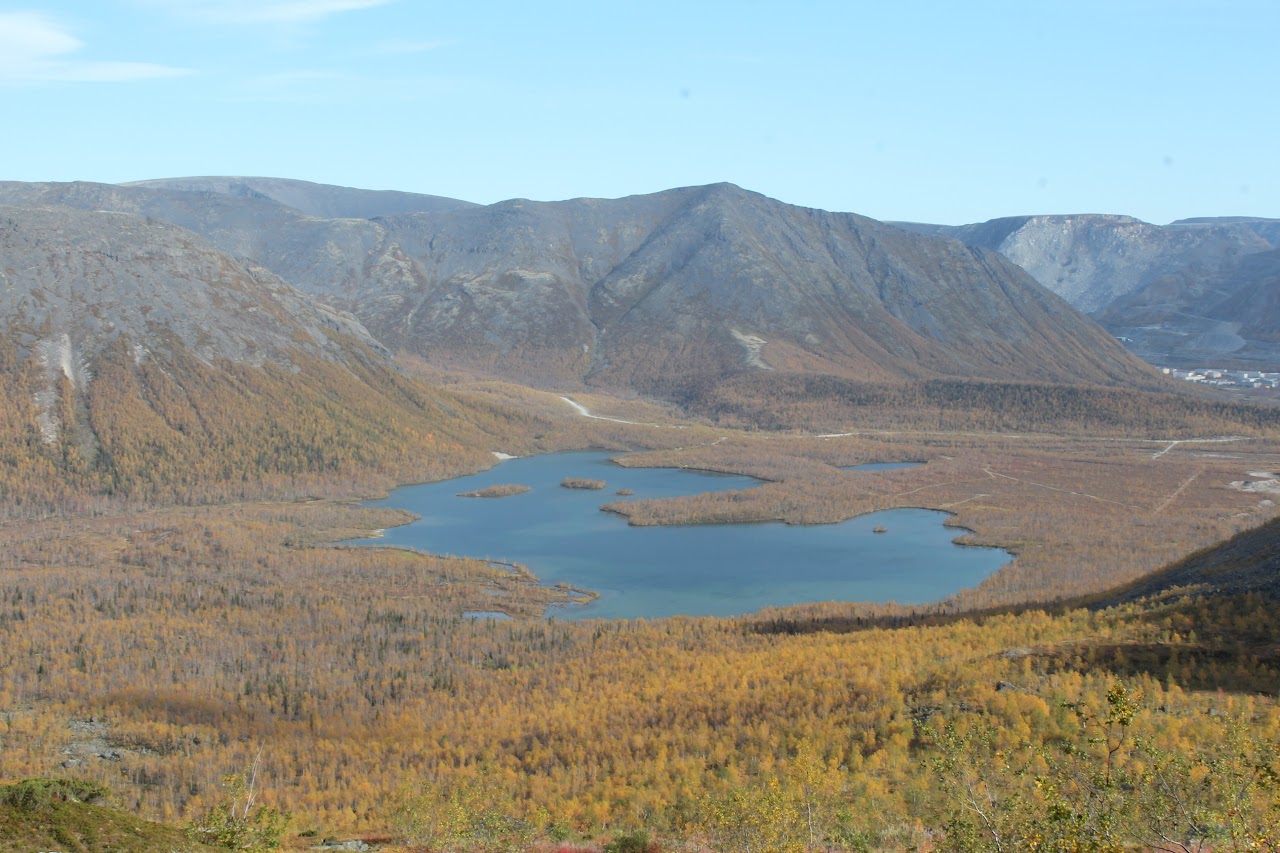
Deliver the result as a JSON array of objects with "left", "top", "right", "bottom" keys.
[{"left": 351, "top": 451, "right": 1010, "bottom": 620}]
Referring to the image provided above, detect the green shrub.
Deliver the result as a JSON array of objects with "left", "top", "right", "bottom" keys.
[
  {"left": 0, "top": 778, "right": 111, "bottom": 810},
  {"left": 603, "top": 829, "right": 658, "bottom": 853}
]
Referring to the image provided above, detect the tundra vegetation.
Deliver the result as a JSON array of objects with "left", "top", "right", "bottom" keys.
[{"left": 1, "top": 375, "right": 1279, "bottom": 850}]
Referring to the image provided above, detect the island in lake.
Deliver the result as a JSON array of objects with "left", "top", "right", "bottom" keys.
[
  {"left": 458, "top": 483, "right": 531, "bottom": 498},
  {"left": 561, "top": 477, "right": 607, "bottom": 490},
  {"left": 353, "top": 451, "right": 1011, "bottom": 620}
]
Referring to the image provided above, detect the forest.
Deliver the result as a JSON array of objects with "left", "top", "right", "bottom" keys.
[
  {"left": 0, "top": 336, "right": 543, "bottom": 519},
  {"left": 2, "top": 364, "right": 1280, "bottom": 851}
]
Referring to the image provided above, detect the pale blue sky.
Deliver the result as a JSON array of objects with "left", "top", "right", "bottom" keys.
[{"left": 1, "top": 1, "right": 1275, "bottom": 224}]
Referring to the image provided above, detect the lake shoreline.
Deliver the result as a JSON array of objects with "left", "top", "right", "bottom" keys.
[{"left": 344, "top": 451, "right": 1012, "bottom": 621}]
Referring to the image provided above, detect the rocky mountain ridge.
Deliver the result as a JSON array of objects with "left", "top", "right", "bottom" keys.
[{"left": 0, "top": 179, "right": 1158, "bottom": 399}]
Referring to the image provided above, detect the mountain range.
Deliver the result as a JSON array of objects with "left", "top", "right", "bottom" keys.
[
  {"left": 0, "top": 178, "right": 1155, "bottom": 403},
  {"left": 894, "top": 213, "right": 1280, "bottom": 368},
  {"left": 26, "top": 173, "right": 1280, "bottom": 511}
]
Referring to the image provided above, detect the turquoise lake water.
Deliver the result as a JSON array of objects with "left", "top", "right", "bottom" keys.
[{"left": 352, "top": 451, "right": 1010, "bottom": 620}]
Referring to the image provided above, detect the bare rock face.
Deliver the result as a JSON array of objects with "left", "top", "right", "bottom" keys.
[
  {"left": 896, "top": 214, "right": 1272, "bottom": 314},
  {"left": 0, "top": 180, "right": 1157, "bottom": 396},
  {"left": 896, "top": 214, "right": 1280, "bottom": 367},
  {"left": 0, "top": 204, "right": 385, "bottom": 369},
  {"left": 1100, "top": 248, "right": 1280, "bottom": 367}
]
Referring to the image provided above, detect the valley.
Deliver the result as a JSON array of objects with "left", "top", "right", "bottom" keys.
[
  {"left": 0, "top": 177, "right": 1278, "bottom": 851},
  {"left": 2, "top": 375, "right": 1279, "bottom": 849}
]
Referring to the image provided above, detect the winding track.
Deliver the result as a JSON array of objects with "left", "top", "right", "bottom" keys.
[{"left": 558, "top": 396, "right": 672, "bottom": 427}]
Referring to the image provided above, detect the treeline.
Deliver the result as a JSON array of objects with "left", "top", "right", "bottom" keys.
[{"left": 690, "top": 372, "right": 1280, "bottom": 437}]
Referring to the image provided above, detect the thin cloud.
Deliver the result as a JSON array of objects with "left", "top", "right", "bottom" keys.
[
  {"left": 139, "top": 0, "right": 393, "bottom": 24},
  {"left": 0, "top": 11, "right": 190, "bottom": 85}
]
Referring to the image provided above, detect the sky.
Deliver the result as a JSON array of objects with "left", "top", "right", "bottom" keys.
[{"left": 0, "top": 0, "right": 1275, "bottom": 225}]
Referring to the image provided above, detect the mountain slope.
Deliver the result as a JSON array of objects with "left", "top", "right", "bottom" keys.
[
  {"left": 0, "top": 204, "right": 384, "bottom": 366},
  {"left": 1211, "top": 249, "right": 1280, "bottom": 344},
  {"left": 0, "top": 179, "right": 367, "bottom": 272},
  {"left": 896, "top": 213, "right": 1280, "bottom": 367},
  {"left": 895, "top": 214, "right": 1271, "bottom": 314},
  {"left": 1169, "top": 215, "right": 1280, "bottom": 248},
  {"left": 0, "top": 205, "right": 504, "bottom": 514},
  {"left": 278, "top": 182, "right": 1156, "bottom": 394},
  {"left": 1101, "top": 514, "right": 1280, "bottom": 604},
  {"left": 1096, "top": 246, "right": 1280, "bottom": 365},
  {"left": 123, "top": 175, "right": 478, "bottom": 219},
  {"left": 0, "top": 180, "right": 1158, "bottom": 397},
  {"left": 569, "top": 185, "right": 1154, "bottom": 397}
]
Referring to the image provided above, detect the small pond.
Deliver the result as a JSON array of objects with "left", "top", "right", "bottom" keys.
[{"left": 350, "top": 451, "right": 1009, "bottom": 620}]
